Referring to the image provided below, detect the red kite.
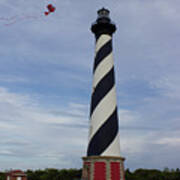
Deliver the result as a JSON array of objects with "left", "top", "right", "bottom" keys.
[{"left": 44, "top": 4, "right": 56, "bottom": 16}]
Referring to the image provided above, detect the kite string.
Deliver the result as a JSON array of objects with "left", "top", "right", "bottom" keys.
[
  {"left": 0, "top": 3, "right": 56, "bottom": 26},
  {"left": 0, "top": 15, "right": 17, "bottom": 21},
  {"left": 4, "top": 14, "right": 42, "bottom": 26}
]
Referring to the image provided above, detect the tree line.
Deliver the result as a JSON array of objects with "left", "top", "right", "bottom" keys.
[
  {"left": 125, "top": 168, "right": 180, "bottom": 180},
  {"left": 0, "top": 167, "right": 180, "bottom": 180}
]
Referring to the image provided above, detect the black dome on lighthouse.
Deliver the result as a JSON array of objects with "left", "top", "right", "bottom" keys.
[{"left": 91, "top": 8, "right": 116, "bottom": 38}]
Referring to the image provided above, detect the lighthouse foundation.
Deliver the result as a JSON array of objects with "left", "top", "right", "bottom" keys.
[{"left": 82, "top": 156, "right": 125, "bottom": 180}]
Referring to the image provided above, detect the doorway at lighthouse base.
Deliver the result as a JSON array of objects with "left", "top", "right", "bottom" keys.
[{"left": 82, "top": 156, "right": 125, "bottom": 180}]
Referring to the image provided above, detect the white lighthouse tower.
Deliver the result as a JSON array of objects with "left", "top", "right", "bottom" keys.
[{"left": 82, "top": 8, "right": 126, "bottom": 180}]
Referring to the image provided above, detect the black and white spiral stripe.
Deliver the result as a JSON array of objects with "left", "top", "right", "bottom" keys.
[{"left": 87, "top": 34, "right": 120, "bottom": 156}]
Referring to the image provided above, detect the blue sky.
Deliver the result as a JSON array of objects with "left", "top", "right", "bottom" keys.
[{"left": 0, "top": 0, "right": 180, "bottom": 171}]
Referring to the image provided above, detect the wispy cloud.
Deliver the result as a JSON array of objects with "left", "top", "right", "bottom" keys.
[{"left": 0, "top": 87, "right": 88, "bottom": 170}]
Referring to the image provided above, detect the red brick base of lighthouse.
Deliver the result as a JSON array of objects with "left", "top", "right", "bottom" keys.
[{"left": 82, "top": 156, "right": 125, "bottom": 180}]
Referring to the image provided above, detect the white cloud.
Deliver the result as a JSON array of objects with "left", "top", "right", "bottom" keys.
[
  {"left": 154, "top": 0, "right": 180, "bottom": 21},
  {"left": 0, "top": 75, "right": 27, "bottom": 83},
  {"left": 0, "top": 86, "right": 88, "bottom": 170},
  {"left": 119, "top": 109, "right": 141, "bottom": 125},
  {"left": 154, "top": 135, "right": 180, "bottom": 147},
  {"left": 150, "top": 74, "right": 180, "bottom": 99}
]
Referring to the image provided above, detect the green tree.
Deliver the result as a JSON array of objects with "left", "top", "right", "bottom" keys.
[{"left": 0, "top": 172, "right": 5, "bottom": 180}]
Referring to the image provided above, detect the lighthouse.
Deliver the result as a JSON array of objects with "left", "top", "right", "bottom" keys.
[{"left": 82, "top": 8, "right": 126, "bottom": 180}]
